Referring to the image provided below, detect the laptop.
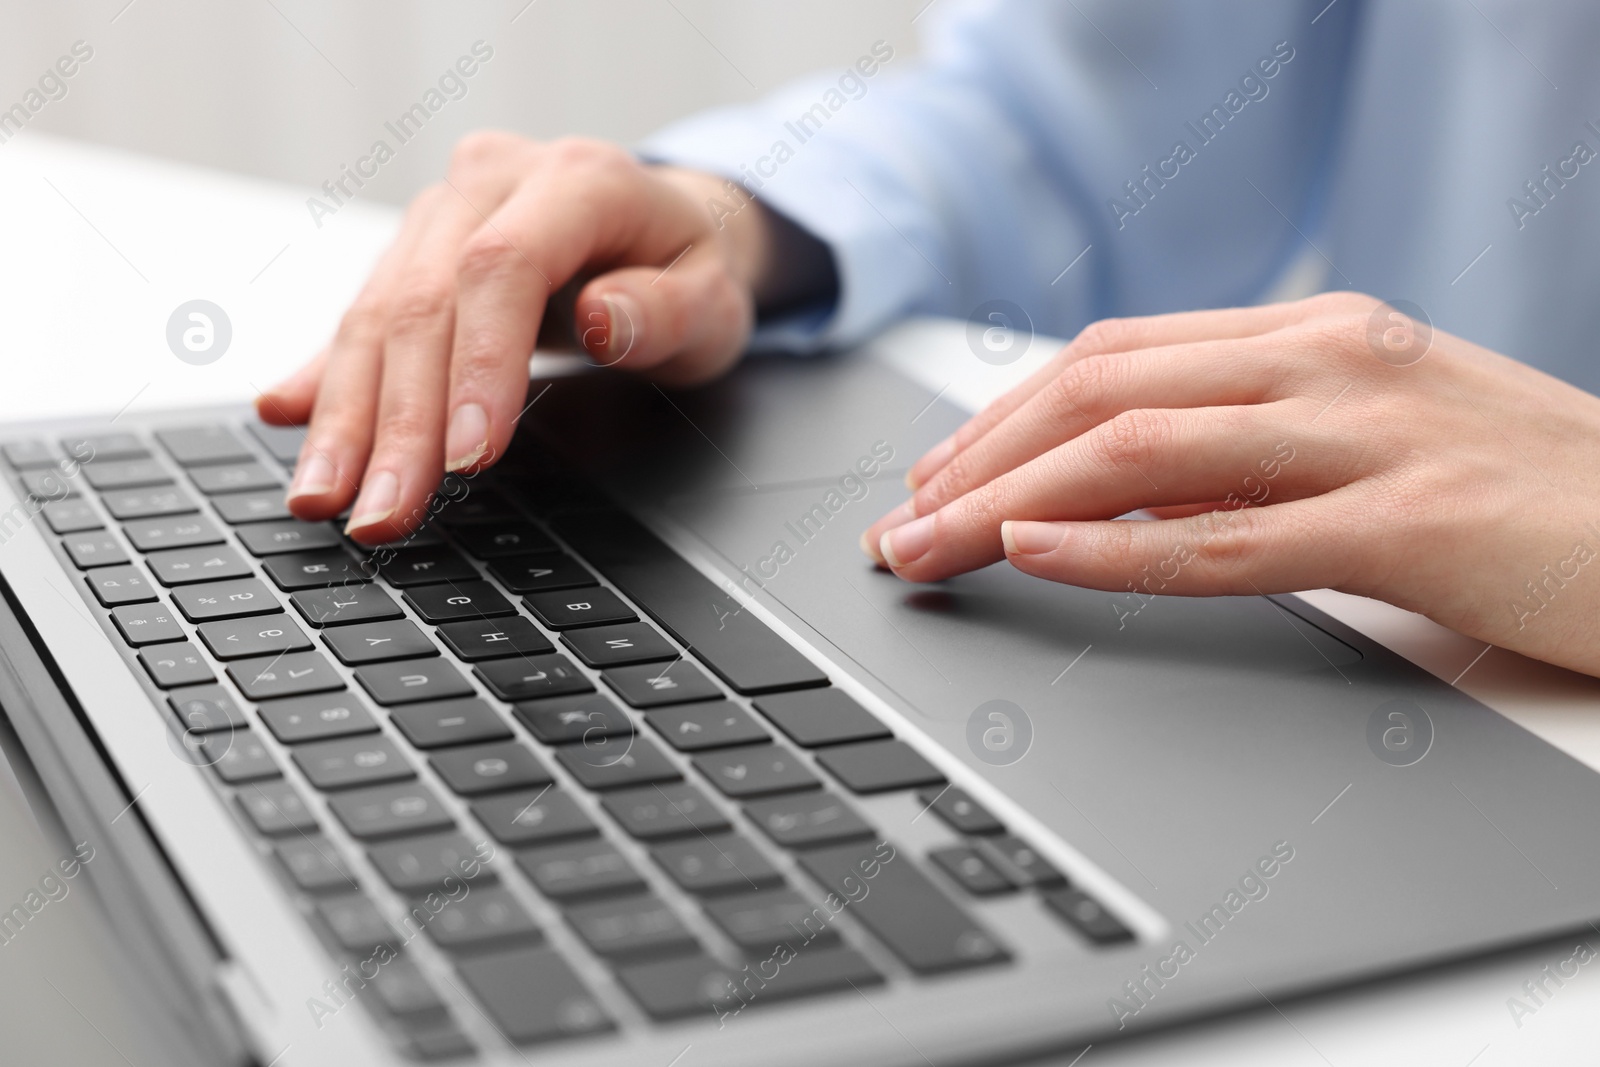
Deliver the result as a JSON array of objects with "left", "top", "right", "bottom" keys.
[{"left": 1, "top": 340, "right": 1597, "bottom": 1066}]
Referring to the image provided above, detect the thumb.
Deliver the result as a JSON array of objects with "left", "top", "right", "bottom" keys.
[{"left": 573, "top": 245, "right": 752, "bottom": 385}]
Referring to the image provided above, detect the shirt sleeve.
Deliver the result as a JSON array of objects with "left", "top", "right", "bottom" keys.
[{"left": 639, "top": 0, "right": 1361, "bottom": 352}]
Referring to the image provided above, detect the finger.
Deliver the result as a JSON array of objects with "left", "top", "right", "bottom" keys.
[
  {"left": 570, "top": 246, "right": 752, "bottom": 384},
  {"left": 906, "top": 300, "right": 1323, "bottom": 491},
  {"left": 256, "top": 350, "right": 327, "bottom": 425},
  {"left": 879, "top": 405, "right": 1322, "bottom": 582},
  {"left": 347, "top": 193, "right": 487, "bottom": 542},
  {"left": 287, "top": 202, "right": 435, "bottom": 520},
  {"left": 862, "top": 334, "right": 1291, "bottom": 559},
  {"left": 1001, "top": 493, "right": 1360, "bottom": 596},
  {"left": 445, "top": 141, "right": 698, "bottom": 474}
]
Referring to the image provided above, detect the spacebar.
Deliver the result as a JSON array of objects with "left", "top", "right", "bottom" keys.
[{"left": 552, "top": 512, "right": 828, "bottom": 695}]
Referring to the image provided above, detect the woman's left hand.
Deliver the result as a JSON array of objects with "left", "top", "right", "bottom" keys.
[{"left": 861, "top": 291, "right": 1600, "bottom": 678}]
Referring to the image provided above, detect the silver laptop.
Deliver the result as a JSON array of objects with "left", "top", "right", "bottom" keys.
[{"left": 1, "top": 342, "right": 1596, "bottom": 1066}]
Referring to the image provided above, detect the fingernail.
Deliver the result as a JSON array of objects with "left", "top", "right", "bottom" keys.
[
  {"left": 881, "top": 513, "right": 936, "bottom": 568},
  {"left": 345, "top": 470, "right": 399, "bottom": 534},
  {"left": 1001, "top": 520, "right": 1068, "bottom": 555},
  {"left": 597, "top": 293, "right": 641, "bottom": 363},
  {"left": 907, "top": 436, "right": 955, "bottom": 490},
  {"left": 287, "top": 453, "right": 336, "bottom": 501},
  {"left": 445, "top": 403, "right": 490, "bottom": 473},
  {"left": 859, "top": 528, "right": 885, "bottom": 564}
]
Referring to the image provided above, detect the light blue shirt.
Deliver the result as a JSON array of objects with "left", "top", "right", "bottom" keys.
[{"left": 643, "top": 0, "right": 1600, "bottom": 389}]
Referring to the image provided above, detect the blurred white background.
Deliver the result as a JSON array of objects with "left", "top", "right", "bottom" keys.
[{"left": 2, "top": 0, "right": 922, "bottom": 205}]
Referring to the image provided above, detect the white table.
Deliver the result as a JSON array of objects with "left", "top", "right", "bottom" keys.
[{"left": 4, "top": 132, "right": 1596, "bottom": 1066}]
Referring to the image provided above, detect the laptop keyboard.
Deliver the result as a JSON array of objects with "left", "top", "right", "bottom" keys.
[{"left": 5, "top": 420, "right": 1133, "bottom": 1059}]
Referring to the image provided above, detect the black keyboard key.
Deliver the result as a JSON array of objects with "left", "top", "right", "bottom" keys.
[
  {"left": 649, "top": 701, "right": 769, "bottom": 751},
  {"left": 237, "top": 519, "right": 341, "bottom": 556},
  {"left": 651, "top": 833, "right": 782, "bottom": 894},
  {"left": 435, "top": 616, "right": 553, "bottom": 661},
  {"left": 351, "top": 524, "right": 445, "bottom": 552},
  {"left": 378, "top": 545, "right": 478, "bottom": 587},
  {"left": 321, "top": 619, "right": 437, "bottom": 664},
  {"left": 258, "top": 692, "right": 379, "bottom": 743},
  {"left": 196, "top": 613, "right": 311, "bottom": 659},
  {"left": 424, "top": 885, "right": 541, "bottom": 949},
  {"left": 263, "top": 549, "right": 366, "bottom": 590},
  {"left": 41, "top": 499, "right": 99, "bottom": 533},
  {"left": 455, "top": 522, "right": 554, "bottom": 559},
  {"left": 523, "top": 588, "right": 635, "bottom": 630},
  {"left": 111, "top": 601, "right": 184, "bottom": 645},
  {"left": 173, "top": 578, "right": 277, "bottom": 620},
  {"left": 929, "top": 846, "right": 1014, "bottom": 896},
  {"left": 974, "top": 834, "right": 1067, "bottom": 888},
  {"left": 694, "top": 744, "right": 818, "bottom": 798},
  {"left": 430, "top": 741, "right": 552, "bottom": 795},
  {"left": 368, "top": 958, "right": 448, "bottom": 1020},
  {"left": 123, "top": 515, "right": 223, "bottom": 552},
  {"left": 228, "top": 650, "right": 344, "bottom": 700},
  {"left": 471, "top": 789, "right": 596, "bottom": 845},
  {"left": 552, "top": 513, "right": 829, "bottom": 695},
  {"left": 601, "top": 781, "right": 730, "bottom": 840},
  {"left": 275, "top": 839, "right": 358, "bottom": 893},
  {"left": 565, "top": 895, "right": 697, "bottom": 959},
  {"left": 516, "top": 839, "right": 645, "bottom": 899},
  {"left": 454, "top": 947, "right": 612, "bottom": 1044},
  {"left": 147, "top": 544, "right": 253, "bottom": 586},
  {"left": 705, "top": 888, "right": 841, "bottom": 952},
  {"left": 433, "top": 488, "right": 518, "bottom": 527},
  {"left": 3, "top": 439, "right": 59, "bottom": 468},
  {"left": 815, "top": 739, "right": 944, "bottom": 794},
  {"left": 329, "top": 782, "right": 454, "bottom": 840},
  {"left": 294, "top": 736, "right": 413, "bottom": 790},
  {"left": 559, "top": 622, "right": 676, "bottom": 668},
  {"left": 290, "top": 584, "right": 402, "bottom": 627},
  {"left": 155, "top": 425, "right": 254, "bottom": 466},
  {"left": 617, "top": 946, "right": 880, "bottom": 1021},
  {"left": 485, "top": 553, "right": 595, "bottom": 594},
  {"left": 64, "top": 431, "right": 145, "bottom": 461},
  {"left": 83, "top": 458, "right": 170, "bottom": 490},
  {"left": 21, "top": 468, "right": 78, "bottom": 501},
  {"left": 246, "top": 422, "right": 305, "bottom": 465},
  {"left": 85, "top": 565, "right": 156, "bottom": 606},
  {"left": 474, "top": 654, "right": 591, "bottom": 702},
  {"left": 203, "top": 731, "right": 280, "bottom": 783},
  {"left": 515, "top": 693, "right": 631, "bottom": 746},
  {"left": 800, "top": 841, "right": 1008, "bottom": 973},
  {"left": 238, "top": 780, "right": 317, "bottom": 834},
  {"left": 138, "top": 641, "right": 215, "bottom": 688},
  {"left": 354, "top": 659, "right": 474, "bottom": 705},
  {"left": 389, "top": 698, "right": 510, "bottom": 749},
  {"left": 753, "top": 689, "right": 891, "bottom": 748},
  {"left": 1042, "top": 887, "right": 1134, "bottom": 945},
  {"left": 367, "top": 832, "right": 494, "bottom": 893},
  {"left": 602, "top": 659, "right": 722, "bottom": 708},
  {"left": 555, "top": 734, "right": 680, "bottom": 791},
  {"left": 168, "top": 684, "right": 248, "bottom": 732},
  {"left": 101, "top": 485, "right": 198, "bottom": 520},
  {"left": 63, "top": 533, "right": 128, "bottom": 569},
  {"left": 190, "top": 462, "right": 279, "bottom": 495},
  {"left": 745, "top": 792, "right": 874, "bottom": 849},
  {"left": 917, "top": 785, "right": 1004, "bottom": 836},
  {"left": 211, "top": 489, "right": 291, "bottom": 524},
  {"left": 402, "top": 580, "right": 513, "bottom": 623},
  {"left": 316, "top": 897, "right": 398, "bottom": 951}
]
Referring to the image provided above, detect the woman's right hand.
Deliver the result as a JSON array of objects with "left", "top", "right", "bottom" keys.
[{"left": 257, "top": 132, "right": 797, "bottom": 544}]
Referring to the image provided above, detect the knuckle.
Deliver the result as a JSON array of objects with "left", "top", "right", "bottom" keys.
[
  {"left": 1191, "top": 507, "right": 1262, "bottom": 570},
  {"left": 449, "top": 130, "right": 521, "bottom": 173},
  {"left": 374, "top": 399, "right": 434, "bottom": 448},
  {"left": 1089, "top": 409, "right": 1170, "bottom": 471},
  {"left": 1046, "top": 354, "right": 1116, "bottom": 422},
  {"left": 386, "top": 280, "right": 454, "bottom": 337},
  {"left": 1069, "top": 317, "right": 1135, "bottom": 357},
  {"left": 455, "top": 234, "right": 521, "bottom": 286},
  {"left": 545, "top": 136, "right": 631, "bottom": 173},
  {"left": 335, "top": 299, "right": 388, "bottom": 347}
]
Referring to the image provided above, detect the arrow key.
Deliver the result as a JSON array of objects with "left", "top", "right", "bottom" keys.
[
  {"left": 647, "top": 701, "right": 769, "bottom": 752},
  {"left": 693, "top": 744, "right": 819, "bottom": 798}
]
